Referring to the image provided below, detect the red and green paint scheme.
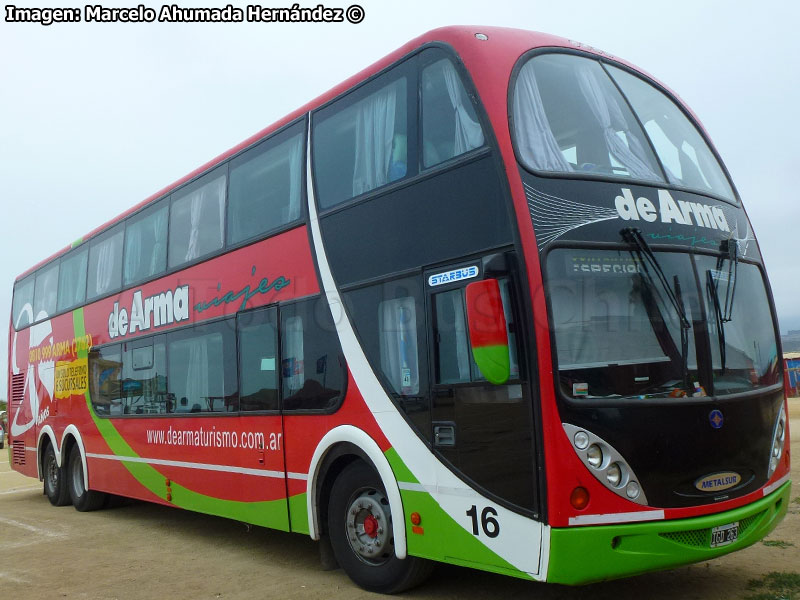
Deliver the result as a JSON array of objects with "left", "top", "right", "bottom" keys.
[
  {"left": 7, "top": 26, "right": 791, "bottom": 589},
  {"left": 465, "top": 279, "right": 510, "bottom": 385}
]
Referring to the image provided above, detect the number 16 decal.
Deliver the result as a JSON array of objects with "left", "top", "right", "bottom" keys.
[{"left": 466, "top": 505, "right": 500, "bottom": 538}]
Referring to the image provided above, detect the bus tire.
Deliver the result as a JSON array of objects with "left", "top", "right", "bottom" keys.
[
  {"left": 43, "top": 444, "right": 71, "bottom": 506},
  {"left": 327, "top": 460, "right": 432, "bottom": 593},
  {"left": 67, "top": 449, "right": 106, "bottom": 512}
]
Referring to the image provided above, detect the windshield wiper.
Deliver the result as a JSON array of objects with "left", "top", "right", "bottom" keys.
[
  {"left": 706, "top": 269, "right": 727, "bottom": 371},
  {"left": 621, "top": 227, "right": 692, "bottom": 391},
  {"left": 716, "top": 239, "right": 738, "bottom": 322}
]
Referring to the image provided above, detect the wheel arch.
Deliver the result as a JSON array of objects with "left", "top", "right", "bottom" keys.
[
  {"left": 306, "top": 425, "right": 407, "bottom": 560},
  {"left": 59, "top": 425, "right": 89, "bottom": 487},
  {"left": 36, "top": 425, "right": 59, "bottom": 480}
]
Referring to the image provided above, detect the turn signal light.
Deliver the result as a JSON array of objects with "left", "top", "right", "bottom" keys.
[
  {"left": 411, "top": 512, "right": 422, "bottom": 526},
  {"left": 570, "top": 486, "right": 589, "bottom": 510}
]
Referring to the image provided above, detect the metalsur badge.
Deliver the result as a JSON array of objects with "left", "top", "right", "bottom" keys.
[{"left": 694, "top": 471, "right": 741, "bottom": 492}]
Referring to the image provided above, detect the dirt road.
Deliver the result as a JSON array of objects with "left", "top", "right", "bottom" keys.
[{"left": 1, "top": 399, "right": 798, "bottom": 599}]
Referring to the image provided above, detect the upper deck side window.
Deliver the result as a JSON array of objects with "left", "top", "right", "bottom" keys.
[
  {"left": 33, "top": 261, "right": 60, "bottom": 323},
  {"left": 169, "top": 167, "right": 226, "bottom": 269},
  {"left": 12, "top": 275, "right": 35, "bottom": 329},
  {"left": 87, "top": 224, "right": 124, "bottom": 302},
  {"left": 421, "top": 53, "right": 485, "bottom": 168},
  {"left": 512, "top": 52, "right": 736, "bottom": 202}
]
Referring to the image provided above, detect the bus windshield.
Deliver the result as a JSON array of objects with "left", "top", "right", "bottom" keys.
[
  {"left": 547, "top": 248, "right": 780, "bottom": 399},
  {"left": 512, "top": 52, "right": 735, "bottom": 201},
  {"left": 547, "top": 248, "right": 698, "bottom": 399}
]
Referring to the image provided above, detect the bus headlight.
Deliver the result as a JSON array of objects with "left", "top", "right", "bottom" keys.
[
  {"left": 586, "top": 444, "right": 603, "bottom": 468},
  {"left": 767, "top": 405, "right": 787, "bottom": 478},
  {"left": 563, "top": 423, "right": 648, "bottom": 506}
]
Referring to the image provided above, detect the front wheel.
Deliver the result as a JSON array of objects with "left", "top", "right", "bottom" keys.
[
  {"left": 67, "top": 449, "right": 106, "bottom": 512},
  {"left": 327, "top": 461, "right": 432, "bottom": 593},
  {"left": 43, "top": 444, "right": 70, "bottom": 506}
]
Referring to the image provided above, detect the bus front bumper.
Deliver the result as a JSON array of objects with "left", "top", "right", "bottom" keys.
[{"left": 546, "top": 481, "right": 791, "bottom": 585}]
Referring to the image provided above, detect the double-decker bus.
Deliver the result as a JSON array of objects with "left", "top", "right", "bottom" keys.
[{"left": 7, "top": 26, "right": 790, "bottom": 592}]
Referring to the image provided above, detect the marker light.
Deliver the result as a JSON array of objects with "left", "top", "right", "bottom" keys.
[
  {"left": 570, "top": 486, "right": 590, "bottom": 510},
  {"left": 410, "top": 512, "right": 422, "bottom": 526},
  {"left": 626, "top": 481, "right": 640, "bottom": 499},
  {"left": 607, "top": 463, "right": 622, "bottom": 487},
  {"left": 574, "top": 430, "right": 589, "bottom": 450},
  {"left": 586, "top": 444, "right": 603, "bottom": 468}
]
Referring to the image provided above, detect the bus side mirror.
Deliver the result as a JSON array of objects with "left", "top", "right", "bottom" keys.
[{"left": 465, "top": 279, "right": 510, "bottom": 385}]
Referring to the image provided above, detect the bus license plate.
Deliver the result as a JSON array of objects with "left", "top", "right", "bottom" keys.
[{"left": 710, "top": 522, "right": 739, "bottom": 548}]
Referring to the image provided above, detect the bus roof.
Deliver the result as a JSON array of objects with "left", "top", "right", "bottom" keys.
[{"left": 15, "top": 25, "right": 681, "bottom": 281}]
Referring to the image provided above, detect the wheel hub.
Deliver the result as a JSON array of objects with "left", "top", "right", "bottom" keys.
[{"left": 345, "top": 490, "right": 391, "bottom": 562}]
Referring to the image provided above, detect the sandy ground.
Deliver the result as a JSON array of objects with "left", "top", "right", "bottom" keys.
[{"left": 1, "top": 398, "right": 798, "bottom": 599}]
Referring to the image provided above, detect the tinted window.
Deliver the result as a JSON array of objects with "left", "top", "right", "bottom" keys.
[
  {"left": 697, "top": 257, "right": 780, "bottom": 394},
  {"left": 228, "top": 126, "right": 304, "bottom": 245},
  {"left": 280, "top": 297, "right": 346, "bottom": 411},
  {"left": 57, "top": 248, "right": 88, "bottom": 312},
  {"left": 238, "top": 307, "right": 279, "bottom": 412},
  {"left": 12, "top": 275, "right": 35, "bottom": 330},
  {"left": 344, "top": 277, "right": 430, "bottom": 437},
  {"left": 513, "top": 53, "right": 664, "bottom": 181},
  {"left": 33, "top": 262, "right": 59, "bottom": 322},
  {"left": 606, "top": 65, "right": 735, "bottom": 201},
  {"left": 87, "top": 225, "right": 124, "bottom": 301},
  {"left": 121, "top": 336, "right": 167, "bottom": 415},
  {"left": 167, "top": 320, "right": 237, "bottom": 413},
  {"left": 170, "top": 169, "right": 226, "bottom": 268},
  {"left": 422, "top": 57, "right": 484, "bottom": 168},
  {"left": 314, "top": 76, "right": 408, "bottom": 209},
  {"left": 89, "top": 344, "right": 122, "bottom": 416},
  {"left": 124, "top": 201, "right": 168, "bottom": 285}
]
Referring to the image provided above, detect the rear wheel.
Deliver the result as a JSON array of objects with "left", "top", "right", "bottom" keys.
[
  {"left": 67, "top": 449, "right": 106, "bottom": 512},
  {"left": 43, "top": 444, "right": 70, "bottom": 506},
  {"left": 327, "top": 461, "right": 432, "bottom": 593}
]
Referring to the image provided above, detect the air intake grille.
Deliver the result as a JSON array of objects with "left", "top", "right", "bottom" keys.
[
  {"left": 11, "top": 372, "right": 24, "bottom": 406},
  {"left": 659, "top": 510, "right": 766, "bottom": 548},
  {"left": 12, "top": 441, "right": 26, "bottom": 466}
]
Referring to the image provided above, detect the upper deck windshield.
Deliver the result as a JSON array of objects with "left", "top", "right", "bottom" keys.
[{"left": 512, "top": 52, "right": 735, "bottom": 202}]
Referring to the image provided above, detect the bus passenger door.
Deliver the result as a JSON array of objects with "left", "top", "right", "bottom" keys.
[
  {"left": 236, "top": 306, "right": 290, "bottom": 531},
  {"left": 425, "top": 256, "right": 538, "bottom": 513}
]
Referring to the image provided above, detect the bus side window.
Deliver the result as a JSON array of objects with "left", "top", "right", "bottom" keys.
[
  {"left": 228, "top": 125, "right": 304, "bottom": 247},
  {"left": 124, "top": 200, "right": 168, "bottom": 286},
  {"left": 421, "top": 57, "right": 484, "bottom": 168},
  {"left": 313, "top": 75, "right": 409, "bottom": 209},
  {"left": 167, "top": 320, "right": 238, "bottom": 413},
  {"left": 121, "top": 337, "right": 167, "bottom": 415},
  {"left": 87, "top": 224, "right": 124, "bottom": 301},
  {"left": 12, "top": 275, "right": 35, "bottom": 330},
  {"left": 280, "top": 297, "right": 346, "bottom": 412},
  {"left": 170, "top": 168, "right": 226, "bottom": 268},
  {"left": 89, "top": 344, "right": 122, "bottom": 416},
  {"left": 33, "top": 261, "right": 59, "bottom": 323},
  {"left": 57, "top": 247, "right": 88, "bottom": 313}
]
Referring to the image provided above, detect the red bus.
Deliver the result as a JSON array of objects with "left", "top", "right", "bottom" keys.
[{"left": 8, "top": 26, "right": 790, "bottom": 592}]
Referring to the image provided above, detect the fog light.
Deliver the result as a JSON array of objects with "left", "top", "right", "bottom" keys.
[
  {"left": 587, "top": 444, "right": 603, "bottom": 468},
  {"left": 626, "top": 481, "right": 640, "bottom": 499},
  {"left": 607, "top": 463, "right": 622, "bottom": 487},
  {"left": 570, "top": 486, "right": 589, "bottom": 510},
  {"left": 574, "top": 431, "right": 589, "bottom": 450}
]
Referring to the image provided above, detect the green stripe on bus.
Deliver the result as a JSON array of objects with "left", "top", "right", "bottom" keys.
[
  {"left": 385, "top": 447, "right": 419, "bottom": 484},
  {"left": 73, "top": 308, "right": 290, "bottom": 531},
  {"left": 400, "top": 489, "right": 531, "bottom": 580},
  {"left": 71, "top": 237, "right": 83, "bottom": 248}
]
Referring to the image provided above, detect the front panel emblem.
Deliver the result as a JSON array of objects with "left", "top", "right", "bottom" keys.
[
  {"left": 709, "top": 409, "right": 724, "bottom": 429},
  {"left": 695, "top": 471, "right": 742, "bottom": 492}
]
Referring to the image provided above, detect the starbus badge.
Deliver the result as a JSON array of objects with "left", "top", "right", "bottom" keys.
[{"left": 709, "top": 409, "right": 724, "bottom": 429}]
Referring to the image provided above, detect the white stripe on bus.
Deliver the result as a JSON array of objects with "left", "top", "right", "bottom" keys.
[
  {"left": 85, "top": 452, "right": 305, "bottom": 480},
  {"left": 762, "top": 473, "right": 790, "bottom": 497},
  {"left": 568, "top": 510, "right": 665, "bottom": 526}
]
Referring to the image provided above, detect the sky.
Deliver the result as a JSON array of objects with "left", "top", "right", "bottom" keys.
[{"left": 1, "top": 0, "right": 799, "bottom": 398}]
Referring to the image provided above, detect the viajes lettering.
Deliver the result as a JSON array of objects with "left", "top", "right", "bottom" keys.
[
  {"left": 108, "top": 285, "right": 189, "bottom": 339},
  {"left": 194, "top": 267, "right": 291, "bottom": 314},
  {"left": 615, "top": 188, "right": 730, "bottom": 232}
]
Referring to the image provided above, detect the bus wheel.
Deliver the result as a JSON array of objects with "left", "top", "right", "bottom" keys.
[
  {"left": 327, "top": 461, "right": 432, "bottom": 593},
  {"left": 67, "top": 449, "right": 106, "bottom": 512},
  {"left": 43, "top": 444, "right": 70, "bottom": 506}
]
